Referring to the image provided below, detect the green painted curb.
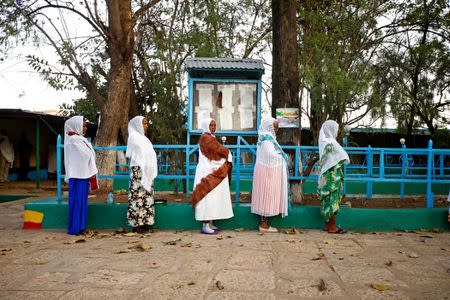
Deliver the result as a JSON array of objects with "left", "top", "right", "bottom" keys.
[{"left": 25, "top": 199, "right": 450, "bottom": 232}]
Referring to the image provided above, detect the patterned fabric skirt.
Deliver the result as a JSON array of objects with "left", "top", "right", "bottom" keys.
[
  {"left": 127, "top": 166, "right": 155, "bottom": 227},
  {"left": 318, "top": 161, "right": 345, "bottom": 222}
]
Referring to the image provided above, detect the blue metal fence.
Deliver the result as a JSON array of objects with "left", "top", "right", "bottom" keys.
[{"left": 56, "top": 135, "right": 450, "bottom": 208}]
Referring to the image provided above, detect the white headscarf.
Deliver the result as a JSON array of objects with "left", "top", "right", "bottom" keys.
[
  {"left": 200, "top": 118, "right": 213, "bottom": 135},
  {"left": 0, "top": 133, "right": 14, "bottom": 164},
  {"left": 318, "top": 120, "right": 350, "bottom": 177},
  {"left": 63, "top": 116, "right": 98, "bottom": 182},
  {"left": 258, "top": 117, "right": 277, "bottom": 138},
  {"left": 126, "top": 116, "right": 157, "bottom": 192}
]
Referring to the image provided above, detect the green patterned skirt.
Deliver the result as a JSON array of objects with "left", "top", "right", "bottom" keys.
[{"left": 318, "top": 160, "right": 345, "bottom": 222}]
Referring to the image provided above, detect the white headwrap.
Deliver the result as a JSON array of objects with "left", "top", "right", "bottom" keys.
[
  {"left": 318, "top": 120, "right": 350, "bottom": 177},
  {"left": 126, "top": 116, "right": 158, "bottom": 192},
  {"left": 0, "top": 134, "right": 14, "bottom": 164},
  {"left": 63, "top": 116, "right": 98, "bottom": 182},
  {"left": 258, "top": 117, "right": 277, "bottom": 139},
  {"left": 200, "top": 118, "right": 214, "bottom": 135}
]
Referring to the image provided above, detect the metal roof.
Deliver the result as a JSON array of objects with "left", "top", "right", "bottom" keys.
[
  {"left": 0, "top": 108, "right": 67, "bottom": 121},
  {"left": 186, "top": 57, "right": 265, "bottom": 72}
]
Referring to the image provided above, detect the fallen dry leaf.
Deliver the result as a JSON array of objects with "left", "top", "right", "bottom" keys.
[
  {"left": 83, "top": 229, "right": 98, "bottom": 238},
  {"left": 116, "top": 249, "right": 132, "bottom": 254},
  {"left": 123, "top": 232, "right": 138, "bottom": 237},
  {"left": 63, "top": 241, "right": 75, "bottom": 245},
  {"left": 338, "top": 257, "right": 344, "bottom": 260},
  {"left": 408, "top": 253, "right": 419, "bottom": 258},
  {"left": 322, "top": 240, "right": 334, "bottom": 245},
  {"left": 385, "top": 260, "right": 393, "bottom": 267},
  {"left": 286, "top": 239, "right": 296, "bottom": 243},
  {"left": 114, "top": 228, "right": 127, "bottom": 234},
  {"left": 129, "top": 242, "right": 151, "bottom": 251},
  {"left": 234, "top": 228, "right": 244, "bottom": 232},
  {"left": 216, "top": 280, "right": 224, "bottom": 290},
  {"left": 283, "top": 228, "right": 299, "bottom": 235},
  {"left": 441, "top": 247, "right": 450, "bottom": 252},
  {"left": 127, "top": 240, "right": 140, "bottom": 244},
  {"left": 258, "top": 232, "right": 265, "bottom": 236},
  {"left": 216, "top": 236, "right": 223, "bottom": 240},
  {"left": 371, "top": 283, "right": 390, "bottom": 291},
  {"left": 312, "top": 253, "right": 325, "bottom": 261},
  {"left": 23, "top": 241, "right": 31, "bottom": 244},
  {"left": 432, "top": 228, "right": 440, "bottom": 233},
  {"left": 1, "top": 248, "right": 12, "bottom": 255},
  {"left": 180, "top": 242, "right": 193, "bottom": 248},
  {"left": 75, "top": 239, "right": 86, "bottom": 243},
  {"left": 174, "top": 230, "right": 184, "bottom": 234},
  {"left": 420, "top": 235, "right": 433, "bottom": 239},
  {"left": 187, "top": 282, "right": 196, "bottom": 286},
  {"left": 318, "top": 279, "right": 327, "bottom": 291},
  {"left": 226, "top": 235, "right": 233, "bottom": 239},
  {"left": 163, "top": 238, "right": 181, "bottom": 246}
]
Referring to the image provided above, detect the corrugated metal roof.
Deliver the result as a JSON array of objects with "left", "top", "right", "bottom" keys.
[{"left": 186, "top": 57, "right": 264, "bottom": 71}]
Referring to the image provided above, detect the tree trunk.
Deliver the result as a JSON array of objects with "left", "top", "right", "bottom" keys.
[
  {"left": 272, "top": 0, "right": 301, "bottom": 202},
  {"left": 95, "top": 0, "right": 134, "bottom": 191}
]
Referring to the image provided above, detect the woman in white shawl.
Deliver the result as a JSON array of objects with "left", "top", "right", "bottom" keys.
[
  {"left": 192, "top": 118, "right": 233, "bottom": 234},
  {"left": 64, "top": 116, "right": 98, "bottom": 235},
  {"left": 251, "top": 117, "right": 289, "bottom": 233},
  {"left": 0, "top": 129, "right": 14, "bottom": 182},
  {"left": 126, "top": 116, "right": 158, "bottom": 233},
  {"left": 318, "top": 120, "right": 350, "bottom": 234}
]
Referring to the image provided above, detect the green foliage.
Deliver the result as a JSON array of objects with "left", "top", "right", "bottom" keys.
[
  {"left": 59, "top": 98, "right": 98, "bottom": 124},
  {"left": 298, "top": 0, "right": 393, "bottom": 140},
  {"left": 376, "top": 0, "right": 450, "bottom": 135}
]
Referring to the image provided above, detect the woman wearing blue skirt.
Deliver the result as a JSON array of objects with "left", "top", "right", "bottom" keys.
[{"left": 64, "top": 116, "right": 98, "bottom": 235}]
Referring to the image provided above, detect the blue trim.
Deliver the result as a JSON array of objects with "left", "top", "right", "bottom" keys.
[
  {"left": 187, "top": 75, "right": 194, "bottom": 135},
  {"left": 192, "top": 78, "right": 259, "bottom": 83},
  {"left": 256, "top": 79, "right": 262, "bottom": 130},
  {"left": 188, "top": 77, "right": 261, "bottom": 135},
  {"left": 57, "top": 135, "right": 62, "bottom": 202}
]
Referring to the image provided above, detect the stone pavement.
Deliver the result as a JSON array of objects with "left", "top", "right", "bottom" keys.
[{"left": 1, "top": 200, "right": 450, "bottom": 300}]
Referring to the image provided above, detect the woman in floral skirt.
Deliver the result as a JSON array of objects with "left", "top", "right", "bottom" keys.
[
  {"left": 126, "top": 116, "right": 158, "bottom": 233},
  {"left": 318, "top": 120, "right": 350, "bottom": 234}
]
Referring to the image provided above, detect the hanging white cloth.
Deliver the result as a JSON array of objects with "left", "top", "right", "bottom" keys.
[
  {"left": 251, "top": 117, "right": 289, "bottom": 217},
  {"left": 193, "top": 118, "right": 233, "bottom": 221},
  {"left": 64, "top": 116, "right": 98, "bottom": 182},
  {"left": 0, "top": 135, "right": 14, "bottom": 164},
  {"left": 126, "top": 116, "right": 158, "bottom": 192},
  {"left": 318, "top": 120, "right": 350, "bottom": 178}
]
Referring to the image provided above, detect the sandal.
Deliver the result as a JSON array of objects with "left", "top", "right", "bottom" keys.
[
  {"left": 200, "top": 228, "right": 218, "bottom": 235},
  {"left": 328, "top": 228, "right": 347, "bottom": 234}
]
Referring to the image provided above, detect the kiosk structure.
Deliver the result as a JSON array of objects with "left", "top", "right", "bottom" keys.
[{"left": 185, "top": 57, "right": 265, "bottom": 143}]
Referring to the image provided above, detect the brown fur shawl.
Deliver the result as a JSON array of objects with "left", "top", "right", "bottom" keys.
[{"left": 191, "top": 133, "right": 232, "bottom": 208}]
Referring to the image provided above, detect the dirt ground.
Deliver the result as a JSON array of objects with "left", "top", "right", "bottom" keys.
[{"left": 1, "top": 194, "right": 450, "bottom": 299}]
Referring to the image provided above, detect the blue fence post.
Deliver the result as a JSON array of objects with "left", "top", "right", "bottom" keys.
[
  {"left": 439, "top": 153, "right": 444, "bottom": 176},
  {"left": 426, "top": 140, "right": 434, "bottom": 208},
  {"left": 380, "top": 149, "right": 385, "bottom": 179},
  {"left": 235, "top": 136, "right": 241, "bottom": 205},
  {"left": 185, "top": 145, "right": 190, "bottom": 197},
  {"left": 56, "top": 134, "right": 62, "bottom": 203},
  {"left": 400, "top": 143, "right": 406, "bottom": 199},
  {"left": 295, "top": 146, "right": 300, "bottom": 178},
  {"left": 343, "top": 136, "right": 348, "bottom": 196},
  {"left": 367, "top": 145, "right": 373, "bottom": 199}
]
